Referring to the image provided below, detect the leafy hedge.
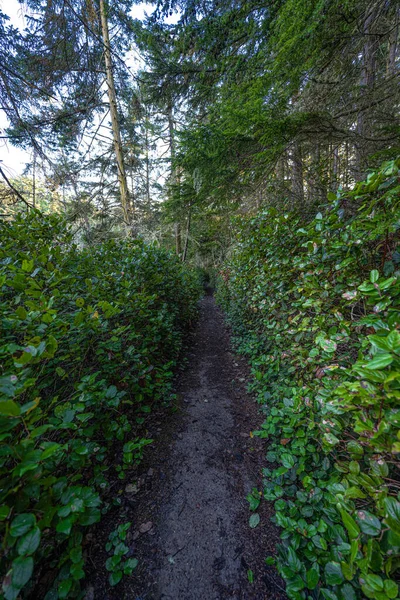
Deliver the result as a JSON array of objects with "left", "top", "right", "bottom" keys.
[
  {"left": 217, "top": 159, "right": 400, "bottom": 600},
  {"left": 0, "top": 213, "right": 201, "bottom": 599}
]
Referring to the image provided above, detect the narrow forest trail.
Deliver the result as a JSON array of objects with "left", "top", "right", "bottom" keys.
[{"left": 91, "top": 296, "right": 286, "bottom": 600}]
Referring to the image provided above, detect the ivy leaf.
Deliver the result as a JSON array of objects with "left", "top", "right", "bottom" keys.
[
  {"left": 22, "top": 259, "right": 34, "bottom": 272},
  {"left": 364, "top": 574, "right": 384, "bottom": 592},
  {"left": 287, "top": 546, "right": 302, "bottom": 573},
  {"left": 249, "top": 513, "right": 260, "bottom": 528},
  {"left": 114, "top": 542, "right": 129, "bottom": 556},
  {"left": 324, "top": 562, "right": 344, "bottom": 585},
  {"left": 364, "top": 353, "right": 393, "bottom": 370},
  {"left": 370, "top": 270, "right": 379, "bottom": 283},
  {"left": 123, "top": 558, "right": 138, "bottom": 575},
  {"left": 41, "top": 443, "right": 62, "bottom": 460},
  {"left": 17, "top": 527, "right": 41, "bottom": 556},
  {"left": 0, "top": 400, "right": 21, "bottom": 417},
  {"left": 356, "top": 510, "right": 381, "bottom": 536},
  {"left": 281, "top": 453, "right": 295, "bottom": 468},
  {"left": 339, "top": 508, "right": 360, "bottom": 540},
  {"left": 321, "top": 339, "right": 337, "bottom": 353},
  {"left": 11, "top": 556, "right": 34, "bottom": 588},
  {"left": 58, "top": 578, "right": 72, "bottom": 598},
  {"left": 323, "top": 433, "right": 340, "bottom": 446},
  {"left": 56, "top": 518, "right": 73, "bottom": 535},
  {"left": 384, "top": 497, "right": 400, "bottom": 535},
  {"left": 3, "top": 583, "right": 21, "bottom": 600},
  {"left": 10, "top": 514, "right": 35, "bottom": 537},
  {"left": 387, "top": 330, "right": 400, "bottom": 350},
  {"left": 306, "top": 564, "right": 320, "bottom": 590},
  {"left": 15, "top": 306, "right": 27, "bottom": 320},
  {"left": 321, "top": 589, "right": 338, "bottom": 600},
  {"left": 341, "top": 583, "right": 357, "bottom": 600},
  {"left": 247, "top": 492, "right": 260, "bottom": 511},
  {"left": 286, "top": 574, "right": 305, "bottom": 593},
  {"left": 384, "top": 579, "right": 398, "bottom": 599},
  {"left": 109, "top": 570, "right": 123, "bottom": 586}
]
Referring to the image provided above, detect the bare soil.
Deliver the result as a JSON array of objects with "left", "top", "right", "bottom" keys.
[{"left": 86, "top": 296, "right": 286, "bottom": 600}]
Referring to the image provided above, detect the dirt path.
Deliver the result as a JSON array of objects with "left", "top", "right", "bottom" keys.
[{"left": 89, "top": 296, "right": 285, "bottom": 599}]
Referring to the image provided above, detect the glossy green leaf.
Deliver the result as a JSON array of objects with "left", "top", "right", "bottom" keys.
[
  {"left": 364, "top": 354, "right": 393, "bottom": 370},
  {"left": 10, "top": 514, "right": 35, "bottom": 537},
  {"left": 249, "top": 513, "right": 260, "bottom": 528},
  {"left": 17, "top": 527, "right": 41, "bottom": 556},
  {"left": 306, "top": 564, "right": 319, "bottom": 590},
  {"left": 11, "top": 556, "right": 34, "bottom": 588},
  {"left": 324, "top": 562, "right": 344, "bottom": 585},
  {"left": 384, "top": 497, "right": 400, "bottom": 535},
  {"left": 356, "top": 510, "right": 381, "bottom": 536},
  {"left": 109, "top": 570, "right": 123, "bottom": 586},
  {"left": 0, "top": 400, "right": 21, "bottom": 417},
  {"left": 339, "top": 508, "right": 360, "bottom": 540}
]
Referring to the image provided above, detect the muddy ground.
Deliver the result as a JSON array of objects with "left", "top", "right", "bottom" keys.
[{"left": 86, "top": 296, "right": 286, "bottom": 600}]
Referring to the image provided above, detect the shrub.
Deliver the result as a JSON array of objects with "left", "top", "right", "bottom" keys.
[
  {"left": 217, "top": 158, "right": 400, "bottom": 599},
  {"left": 0, "top": 213, "right": 201, "bottom": 599}
]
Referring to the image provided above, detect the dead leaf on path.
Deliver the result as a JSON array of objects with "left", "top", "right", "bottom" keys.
[
  {"left": 125, "top": 483, "right": 139, "bottom": 494},
  {"left": 280, "top": 438, "right": 291, "bottom": 445},
  {"left": 139, "top": 521, "right": 153, "bottom": 533}
]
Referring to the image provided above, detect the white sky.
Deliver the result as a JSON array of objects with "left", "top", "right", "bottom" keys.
[
  {"left": 0, "top": 0, "right": 174, "bottom": 177},
  {"left": 0, "top": 0, "right": 30, "bottom": 176}
]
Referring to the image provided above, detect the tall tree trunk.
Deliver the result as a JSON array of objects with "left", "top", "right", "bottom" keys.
[
  {"left": 99, "top": 0, "right": 130, "bottom": 225},
  {"left": 387, "top": 17, "right": 399, "bottom": 76},
  {"left": 175, "top": 222, "right": 182, "bottom": 255},
  {"left": 332, "top": 145, "right": 339, "bottom": 192},
  {"left": 355, "top": 6, "right": 378, "bottom": 179},
  {"left": 309, "top": 143, "right": 326, "bottom": 201},
  {"left": 32, "top": 148, "right": 36, "bottom": 209},
  {"left": 145, "top": 111, "right": 151, "bottom": 207},
  {"left": 291, "top": 142, "right": 304, "bottom": 206},
  {"left": 167, "top": 102, "right": 181, "bottom": 256},
  {"left": 182, "top": 209, "right": 191, "bottom": 263}
]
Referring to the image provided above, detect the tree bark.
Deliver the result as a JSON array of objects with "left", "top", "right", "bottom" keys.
[
  {"left": 99, "top": 0, "right": 130, "bottom": 225},
  {"left": 32, "top": 148, "right": 36, "bottom": 208},
  {"left": 332, "top": 144, "right": 339, "bottom": 192},
  {"left": 291, "top": 142, "right": 304, "bottom": 206},
  {"left": 182, "top": 209, "right": 191, "bottom": 263},
  {"left": 168, "top": 102, "right": 181, "bottom": 256},
  {"left": 145, "top": 110, "right": 151, "bottom": 207},
  {"left": 355, "top": 6, "right": 379, "bottom": 179},
  {"left": 175, "top": 222, "right": 182, "bottom": 255},
  {"left": 387, "top": 18, "right": 399, "bottom": 76}
]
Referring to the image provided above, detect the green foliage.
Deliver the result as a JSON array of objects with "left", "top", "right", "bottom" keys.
[
  {"left": 105, "top": 522, "right": 138, "bottom": 586},
  {"left": 217, "top": 158, "right": 400, "bottom": 599},
  {"left": 0, "top": 212, "right": 201, "bottom": 598}
]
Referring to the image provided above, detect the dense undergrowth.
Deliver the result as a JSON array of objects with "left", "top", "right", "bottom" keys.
[
  {"left": 217, "top": 159, "right": 400, "bottom": 600},
  {"left": 0, "top": 213, "right": 201, "bottom": 599}
]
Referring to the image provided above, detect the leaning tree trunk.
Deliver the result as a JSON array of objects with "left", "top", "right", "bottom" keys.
[{"left": 99, "top": 0, "right": 130, "bottom": 225}]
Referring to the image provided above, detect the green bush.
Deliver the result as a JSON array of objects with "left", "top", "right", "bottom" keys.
[
  {"left": 217, "top": 158, "right": 400, "bottom": 599},
  {"left": 0, "top": 213, "right": 201, "bottom": 599}
]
